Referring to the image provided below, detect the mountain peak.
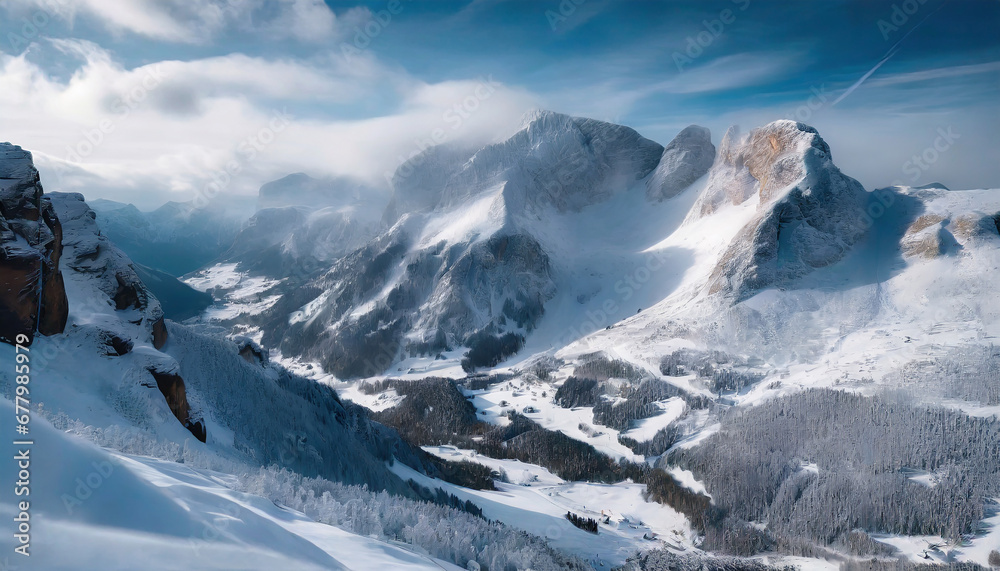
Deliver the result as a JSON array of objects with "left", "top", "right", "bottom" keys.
[
  {"left": 701, "top": 120, "right": 870, "bottom": 300},
  {"left": 646, "top": 124, "right": 715, "bottom": 201},
  {"left": 387, "top": 111, "right": 664, "bottom": 220}
]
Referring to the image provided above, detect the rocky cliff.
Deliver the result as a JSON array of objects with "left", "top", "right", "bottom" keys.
[
  {"left": 0, "top": 143, "right": 68, "bottom": 345},
  {"left": 699, "top": 121, "right": 870, "bottom": 300}
]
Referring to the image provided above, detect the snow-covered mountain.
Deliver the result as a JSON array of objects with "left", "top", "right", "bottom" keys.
[
  {"left": 193, "top": 113, "right": 999, "bottom": 567},
  {"left": 696, "top": 121, "right": 870, "bottom": 301},
  {"left": 243, "top": 111, "right": 719, "bottom": 379},
  {"left": 182, "top": 113, "right": 999, "bottom": 394},
  {"left": 5, "top": 109, "right": 1000, "bottom": 570}
]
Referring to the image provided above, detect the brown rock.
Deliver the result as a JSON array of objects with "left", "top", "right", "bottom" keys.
[
  {"left": 0, "top": 143, "right": 69, "bottom": 345},
  {"left": 906, "top": 214, "right": 946, "bottom": 235},
  {"left": 951, "top": 212, "right": 1000, "bottom": 243},
  {"left": 113, "top": 273, "right": 142, "bottom": 310},
  {"left": 0, "top": 252, "right": 40, "bottom": 345},
  {"left": 148, "top": 368, "right": 206, "bottom": 442},
  {"left": 152, "top": 316, "right": 168, "bottom": 349}
]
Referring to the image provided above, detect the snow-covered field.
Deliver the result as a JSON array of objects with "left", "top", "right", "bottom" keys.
[
  {"left": 394, "top": 453, "right": 694, "bottom": 569},
  {"left": 183, "top": 263, "right": 283, "bottom": 320}
]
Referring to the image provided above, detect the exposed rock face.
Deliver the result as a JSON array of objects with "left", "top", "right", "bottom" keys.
[
  {"left": 235, "top": 336, "right": 268, "bottom": 366},
  {"left": 413, "top": 233, "right": 556, "bottom": 341},
  {"left": 694, "top": 126, "right": 759, "bottom": 215},
  {"left": 902, "top": 215, "right": 950, "bottom": 259},
  {"left": 53, "top": 193, "right": 165, "bottom": 337},
  {"left": 950, "top": 212, "right": 1000, "bottom": 243},
  {"left": 646, "top": 125, "right": 716, "bottom": 201},
  {"left": 51, "top": 192, "right": 204, "bottom": 440},
  {"left": 0, "top": 143, "right": 68, "bottom": 345},
  {"left": 901, "top": 210, "right": 999, "bottom": 259},
  {"left": 259, "top": 223, "right": 557, "bottom": 379},
  {"left": 702, "top": 121, "right": 869, "bottom": 299},
  {"left": 148, "top": 368, "right": 206, "bottom": 442},
  {"left": 152, "top": 317, "right": 168, "bottom": 349}
]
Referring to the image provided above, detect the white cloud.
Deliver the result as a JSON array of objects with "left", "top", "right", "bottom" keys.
[
  {"left": 265, "top": 0, "right": 340, "bottom": 43},
  {"left": 535, "top": 51, "right": 806, "bottom": 123},
  {"left": 10, "top": 0, "right": 349, "bottom": 44},
  {"left": 0, "top": 40, "right": 538, "bottom": 209},
  {"left": 653, "top": 52, "right": 804, "bottom": 94}
]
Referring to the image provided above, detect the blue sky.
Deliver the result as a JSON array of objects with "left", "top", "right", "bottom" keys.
[{"left": 1, "top": 0, "right": 997, "bottom": 208}]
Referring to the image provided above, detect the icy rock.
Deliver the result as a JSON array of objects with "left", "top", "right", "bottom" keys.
[{"left": 646, "top": 125, "right": 715, "bottom": 201}]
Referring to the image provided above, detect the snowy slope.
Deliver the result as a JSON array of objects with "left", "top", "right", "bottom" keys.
[
  {"left": 0, "top": 398, "right": 463, "bottom": 571},
  {"left": 569, "top": 184, "right": 1000, "bottom": 405}
]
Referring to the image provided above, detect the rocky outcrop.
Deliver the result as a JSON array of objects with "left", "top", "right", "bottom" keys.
[
  {"left": 901, "top": 209, "right": 999, "bottom": 259},
  {"left": 702, "top": 121, "right": 869, "bottom": 299},
  {"left": 148, "top": 368, "right": 206, "bottom": 442},
  {"left": 950, "top": 212, "right": 1000, "bottom": 243},
  {"left": 414, "top": 233, "right": 555, "bottom": 339},
  {"left": 51, "top": 192, "right": 204, "bottom": 440},
  {"left": 235, "top": 336, "right": 268, "bottom": 366},
  {"left": 0, "top": 143, "right": 68, "bottom": 345},
  {"left": 152, "top": 316, "right": 168, "bottom": 349},
  {"left": 646, "top": 125, "right": 716, "bottom": 201},
  {"left": 52, "top": 193, "right": 165, "bottom": 334},
  {"left": 692, "top": 126, "right": 759, "bottom": 216}
]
